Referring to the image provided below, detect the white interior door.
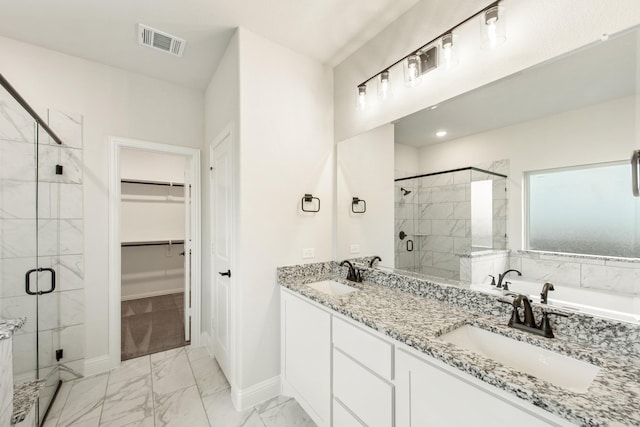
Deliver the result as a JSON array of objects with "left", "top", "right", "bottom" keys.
[
  {"left": 211, "top": 133, "right": 232, "bottom": 379},
  {"left": 183, "top": 164, "right": 192, "bottom": 341}
]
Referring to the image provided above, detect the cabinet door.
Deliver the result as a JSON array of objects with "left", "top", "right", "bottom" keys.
[
  {"left": 281, "top": 290, "right": 331, "bottom": 426},
  {"left": 333, "top": 349, "right": 394, "bottom": 427},
  {"left": 333, "top": 398, "right": 365, "bottom": 427},
  {"left": 333, "top": 316, "right": 393, "bottom": 380},
  {"left": 395, "top": 349, "right": 569, "bottom": 427}
]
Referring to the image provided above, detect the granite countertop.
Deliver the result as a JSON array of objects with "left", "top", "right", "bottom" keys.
[
  {"left": 0, "top": 317, "right": 26, "bottom": 340},
  {"left": 12, "top": 380, "right": 46, "bottom": 424},
  {"left": 279, "top": 272, "right": 640, "bottom": 427}
]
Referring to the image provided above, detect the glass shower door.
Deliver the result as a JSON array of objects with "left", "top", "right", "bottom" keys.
[
  {"left": 0, "top": 81, "right": 63, "bottom": 425},
  {"left": 35, "top": 122, "right": 63, "bottom": 425},
  {"left": 0, "top": 84, "right": 41, "bottom": 421}
]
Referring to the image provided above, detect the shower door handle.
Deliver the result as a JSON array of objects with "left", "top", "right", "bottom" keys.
[
  {"left": 406, "top": 239, "right": 414, "bottom": 252},
  {"left": 25, "top": 268, "right": 56, "bottom": 295}
]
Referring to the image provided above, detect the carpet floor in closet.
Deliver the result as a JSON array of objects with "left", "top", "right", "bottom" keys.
[{"left": 121, "top": 292, "right": 190, "bottom": 360}]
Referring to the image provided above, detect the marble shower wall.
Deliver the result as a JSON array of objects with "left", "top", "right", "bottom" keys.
[
  {"left": 394, "top": 160, "right": 509, "bottom": 280},
  {"left": 395, "top": 170, "right": 471, "bottom": 279},
  {"left": 0, "top": 92, "right": 85, "bottom": 388}
]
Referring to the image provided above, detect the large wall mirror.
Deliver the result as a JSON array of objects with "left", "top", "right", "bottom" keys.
[{"left": 337, "top": 24, "right": 640, "bottom": 322}]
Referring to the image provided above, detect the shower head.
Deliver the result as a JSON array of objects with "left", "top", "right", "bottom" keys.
[{"left": 401, "top": 187, "right": 412, "bottom": 196}]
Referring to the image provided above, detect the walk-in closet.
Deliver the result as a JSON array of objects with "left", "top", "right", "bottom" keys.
[{"left": 119, "top": 148, "right": 192, "bottom": 360}]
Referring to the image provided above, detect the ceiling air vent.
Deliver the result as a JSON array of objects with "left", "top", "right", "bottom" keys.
[{"left": 138, "top": 24, "right": 186, "bottom": 57}]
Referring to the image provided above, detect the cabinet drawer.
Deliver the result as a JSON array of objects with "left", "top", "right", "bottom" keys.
[
  {"left": 333, "top": 349, "right": 394, "bottom": 427},
  {"left": 333, "top": 398, "right": 365, "bottom": 427},
  {"left": 333, "top": 316, "right": 393, "bottom": 380}
]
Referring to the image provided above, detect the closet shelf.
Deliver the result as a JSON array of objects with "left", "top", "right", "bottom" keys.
[
  {"left": 121, "top": 194, "right": 185, "bottom": 203},
  {"left": 122, "top": 240, "right": 185, "bottom": 247},
  {"left": 121, "top": 179, "right": 185, "bottom": 187}
]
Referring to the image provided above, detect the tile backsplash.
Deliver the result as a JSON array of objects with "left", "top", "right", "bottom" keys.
[{"left": 511, "top": 250, "right": 640, "bottom": 296}]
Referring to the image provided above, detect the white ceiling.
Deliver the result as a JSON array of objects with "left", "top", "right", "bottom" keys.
[
  {"left": 0, "top": 0, "right": 421, "bottom": 89},
  {"left": 394, "top": 29, "right": 638, "bottom": 147}
]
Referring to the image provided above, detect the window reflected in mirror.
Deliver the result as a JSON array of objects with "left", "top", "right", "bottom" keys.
[{"left": 527, "top": 161, "right": 640, "bottom": 258}]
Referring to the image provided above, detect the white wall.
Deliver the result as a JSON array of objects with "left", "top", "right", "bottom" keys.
[
  {"left": 203, "top": 31, "right": 240, "bottom": 351},
  {"left": 237, "top": 28, "right": 334, "bottom": 390},
  {"left": 337, "top": 124, "right": 394, "bottom": 262},
  {"left": 334, "top": 0, "right": 640, "bottom": 141},
  {"left": 0, "top": 35, "right": 204, "bottom": 362},
  {"left": 394, "top": 143, "right": 419, "bottom": 176},
  {"left": 417, "top": 96, "right": 635, "bottom": 250},
  {"left": 120, "top": 245, "right": 184, "bottom": 299},
  {"left": 120, "top": 149, "right": 187, "bottom": 184}
]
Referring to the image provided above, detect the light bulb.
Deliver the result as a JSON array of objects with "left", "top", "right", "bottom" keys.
[
  {"left": 357, "top": 84, "right": 367, "bottom": 111},
  {"left": 378, "top": 70, "right": 391, "bottom": 100},
  {"left": 441, "top": 33, "right": 458, "bottom": 70},
  {"left": 404, "top": 54, "right": 422, "bottom": 87},
  {"left": 481, "top": 5, "right": 506, "bottom": 49},
  {"left": 487, "top": 21, "right": 498, "bottom": 48}
]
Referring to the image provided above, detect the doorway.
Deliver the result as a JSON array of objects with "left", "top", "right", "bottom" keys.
[
  {"left": 120, "top": 149, "right": 190, "bottom": 359},
  {"left": 108, "top": 138, "right": 201, "bottom": 367}
]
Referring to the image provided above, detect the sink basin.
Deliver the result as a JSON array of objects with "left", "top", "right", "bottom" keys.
[
  {"left": 306, "top": 280, "right": 358, "bottom": 296},
  {"left": 439, "top": 325, "right": 600, "bottom": 393}
]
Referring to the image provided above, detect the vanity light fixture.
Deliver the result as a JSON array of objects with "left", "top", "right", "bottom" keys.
[
  {"left": 355, "top": 1, "right": 502, "bottom": 110},
  {"left": 481, "top": 4, "right": 506, "bottom": 49},
  {"left": 436, "top": 130, "right": 448, "bottom": 137},
  {"left": 356, "top": 84, "right": 367, "bottom": 111},
  {"left": 378, "top": 70, "right": 391, "bottom": 100}
]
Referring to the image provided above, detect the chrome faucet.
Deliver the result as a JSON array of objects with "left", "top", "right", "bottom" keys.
[
  {"left": 340, "top": 260, "right": 362, "bottom": 283},
  {"left": 496, "top": 269, "right": 521, "bottom": 289},
  {"left": 501, "top": 292, "right": 567, "bottom": 338}
]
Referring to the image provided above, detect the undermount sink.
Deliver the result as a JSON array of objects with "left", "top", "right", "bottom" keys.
[
  {"left": 306, "top": 280, "right": 358, "bottom": 296},
  {"left": 439, "top": 325, "right": 600, "bottom": 393}
]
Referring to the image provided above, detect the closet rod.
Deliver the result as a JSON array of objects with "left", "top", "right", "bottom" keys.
[
  {"left": 121, "top": 240, "right": 185, "bottom": 247},
  {"left": 121, "top": 179, "right": 185, "bottom": 187}
]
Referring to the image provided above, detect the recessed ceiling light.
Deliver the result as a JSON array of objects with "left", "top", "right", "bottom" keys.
[
  {"left": 430, "top": 105, "right": 439, "bottom": 110},
  {"left": 436, "top": 130, "right": 447, "bottom": 137}
]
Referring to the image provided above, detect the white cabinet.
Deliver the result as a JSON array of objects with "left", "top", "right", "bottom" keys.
[
  {"left": 333, "top": 349, "right": 394, "bottom": 427},
  {"left": 281, "top": 288, "right": 574, "bottom": 427},
  {"left": 332, "top": 317, "right": 393, "bottom": 380},
  {"left": 333, "top": 398, "right": 365, "bottom": 427},
  {"left": 395, "top": 348, "right": 573, "bottom": 427},
  {"left": 332, "top": 315, "right": 395, "bottom": 427},
  {"left": 281, "top": 289, "right": 331, "bottom": 427}
]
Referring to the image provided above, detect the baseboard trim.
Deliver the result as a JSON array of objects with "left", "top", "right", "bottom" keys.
[
  {"left": 84, "top": 355, "right": 116, "bottom": 377},
  {"left": 231, "top": 376, "right": 281, "bottom": 411},
  {"left": 121, "top": 288, "right": 183, "bottom": 301}
]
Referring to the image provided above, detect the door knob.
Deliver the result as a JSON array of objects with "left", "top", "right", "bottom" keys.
[{"left": 219, "top": 270, "right": 231, "bottom": 278}]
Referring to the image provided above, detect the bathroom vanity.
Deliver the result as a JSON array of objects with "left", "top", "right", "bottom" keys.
[{"left": 278, "top": 262, "right": 640, "bottom": 427}]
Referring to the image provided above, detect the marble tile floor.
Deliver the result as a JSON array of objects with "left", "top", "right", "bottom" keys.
[
  {"left": 121, "top": 293, "right": 190, "bottom": 361},
  {"left": 42, "top": 346, "right": 317, "bottom": 427}
]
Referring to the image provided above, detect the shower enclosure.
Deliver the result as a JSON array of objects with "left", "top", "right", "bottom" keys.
[
  {"left": 394, "top": 166, "right": 507, "bottom": 280},
  {"left": 0, "top": 73, "right": 84, "bottom": 425}
]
